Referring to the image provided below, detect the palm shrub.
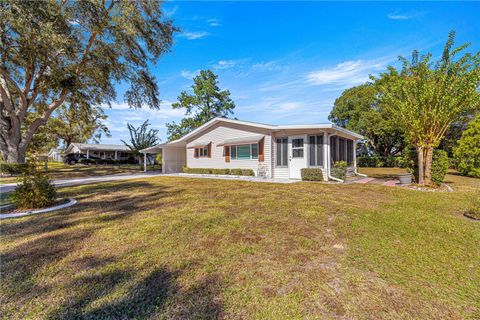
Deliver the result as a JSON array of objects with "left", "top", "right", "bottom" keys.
[
  {"left": 331, "top": 161, "right": 348, "bottom": 181},
  {"left": 10, "top": 162, "right": 57, "bottom": 209}
]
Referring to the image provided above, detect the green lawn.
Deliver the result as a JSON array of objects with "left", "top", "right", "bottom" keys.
[
  {"left": 0, "top": 172, "right": 479, "bottom": 319},
  {"left": 1, "top": 162, "right": 160, "bottom": 184}
]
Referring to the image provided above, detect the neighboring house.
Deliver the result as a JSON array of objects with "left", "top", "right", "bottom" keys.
[
  {"left": 141, "top": 117, "right": 363, "bottom": 181},
  {"left": 48, "top": 148, "right": 64, "bottom": 162},
  {"left": 64, "top": 143, "right": 134, "bottom": 161}
]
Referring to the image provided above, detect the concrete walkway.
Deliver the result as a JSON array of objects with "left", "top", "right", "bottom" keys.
[{"left": 0, "top": 172, "right": 163, "bottom": 193}]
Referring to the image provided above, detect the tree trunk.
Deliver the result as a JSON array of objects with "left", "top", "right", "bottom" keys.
[
  {"left": 424, "top": 146, "right": 434, "bottom": 186},
  {"left": 417, "top": 146, "right": 424, "bottom": 185}
]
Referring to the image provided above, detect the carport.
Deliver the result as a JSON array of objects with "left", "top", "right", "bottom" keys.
[{"left": 140, "top": 141, "right": 186, "bottom": 173}]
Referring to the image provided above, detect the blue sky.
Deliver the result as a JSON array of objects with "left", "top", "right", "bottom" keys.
[{"left": 101, "top": 1, "right": 480, "bottom": 144}]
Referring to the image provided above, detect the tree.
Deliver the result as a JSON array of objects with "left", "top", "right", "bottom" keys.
[
  {"left": 121, "top": 120, "right": 159, "bottom": 159},
  {"left": 0, "top": 1, "right": 176, "bottom": 163},
  {"left": 329, "top": 83, "right": 406, "bottom": 157},
  {"left": 50, "top": 105, "right": 110, "bottom": 149},
  {"left": 166, "top": 70, "right": 235, "bottom": 140},
  {"left": 376, "top": 31, "right": 480, "bottom": 185},
  {"left": 454, "top": 114, "right": 480, "bottom": 177}
]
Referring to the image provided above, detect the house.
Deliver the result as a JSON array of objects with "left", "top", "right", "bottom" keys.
[
  {"left": 64, "top": 143, "right": 134, "bottom": 161},
  {"left": 141, "top": 117, "right": 363, "bottom": 181},
  {"left": 48, "top": 148, "right": 64, "bottom": 162}
]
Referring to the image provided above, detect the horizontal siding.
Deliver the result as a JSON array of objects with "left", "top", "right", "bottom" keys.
[{"left": 186, "top": 122, "right": 272, "bottom": 177}]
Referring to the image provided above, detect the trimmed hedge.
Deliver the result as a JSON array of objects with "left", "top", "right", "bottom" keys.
[
  {"left": 301, "top": 168, "right": 324, "bottom": 181},
  {"left": 183, "top": 167, "right": 255, "bottom": 176}
]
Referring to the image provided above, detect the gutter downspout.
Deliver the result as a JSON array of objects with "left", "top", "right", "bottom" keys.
[{"left": 326, "top": 133, "right": 344, "bottom": 183}]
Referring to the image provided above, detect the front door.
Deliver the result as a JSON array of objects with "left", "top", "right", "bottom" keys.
[{"left": 288, "top": 135, "right": 306, "bottom": 179}]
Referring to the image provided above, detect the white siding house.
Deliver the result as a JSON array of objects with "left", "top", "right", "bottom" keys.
[{"left": 141, "top": 118, "right": 363, "bottom": 181}]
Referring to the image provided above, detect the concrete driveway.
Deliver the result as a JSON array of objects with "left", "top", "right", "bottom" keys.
[{"left": 0, "top": 172, "right": 163, "bottom": 193}]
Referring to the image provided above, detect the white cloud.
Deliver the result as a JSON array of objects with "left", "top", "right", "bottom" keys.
[
  {"left": 164, "top": 5, "right": 178, "bottom": 17},
  {"left": 213, "top": 59, "right": 243, "bottom": 70},
  {"left": 306, "top": 59, "right": 389, "bottom": 87},
  {"left": 180, "top": 70, "right": 200, "bottom": 80},
  {"left": 387, "top": 11, "right": 415, "bottom": 20},
  {"left": 207, "top": 18, "right": 221, "bottom": 27},
  {"left": 179, "top": 31, "right": 209, "bottom": 40},
  {"left": 252, "top": 61, "right": 284, "bottom": 72},
  {"left": 272, "top": 102, "right": 304, "bottom": 113}
]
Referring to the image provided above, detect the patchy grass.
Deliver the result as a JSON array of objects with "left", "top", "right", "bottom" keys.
[
  {"left": 0, "top": 162, "right": 159, "bottom": 184},
  {"left": 0, "top": 174, "right": 479, "bottom": 319}
]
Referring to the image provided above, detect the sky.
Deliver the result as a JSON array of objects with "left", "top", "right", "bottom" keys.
[{"left": 100, "top": 1, "right": 480, "bottom": 144}]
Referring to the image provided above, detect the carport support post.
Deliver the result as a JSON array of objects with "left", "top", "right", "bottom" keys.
[
  {"left": 143, "top": 152, "right": 147, "bottom": 173},
  {"left": 86, "top": 149, "right": 89, "bottom": 159},
  {"left": 115, "top": 151, "right": 118, "bottom": 160}
]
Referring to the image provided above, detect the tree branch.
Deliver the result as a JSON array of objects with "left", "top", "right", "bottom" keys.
[{"left": 0, "top": 66, "right": 27, "bottom": 108}]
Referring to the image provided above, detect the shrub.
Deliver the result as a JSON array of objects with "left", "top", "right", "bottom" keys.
[
  {"left": 10, "top": 165, "right": 57, "bottom": 209},
  {"left": 230, "top": 169, "right": 243, "bottom": 176},
  {"left": 0, "top": 163, "right": 31, "bottom": 176},
  {"left": 78, "top": 158, "right": 95, "bottom": 165},
  {"left": 241, "top": 169, "right": 255, "bottom": 176},
  {"left": 357, "top": 156, "right": 405, "bottom": 168},
  {"left": 454, "top": 115, "right": 480, "bottom": 178},
  {"left": 331, "top": 161, "right": 347, "bottom": 180},
  {"left": 211, "top": 168, "right": 230, "bottom": 175},
  {"left": 301, "top": 168, "right": 324, "bottom": 181},
  {"left": 403, "top": 148, "right": 450, "bottom": 184},
  {"left": 183, "top": 167, "right": 254, "bottom": 176},
  {"left": 431, "top": 149, "right": 449, "bottom": 185}
]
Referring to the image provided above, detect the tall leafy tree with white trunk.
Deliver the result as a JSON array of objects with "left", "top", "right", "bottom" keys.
[
  {"left": 0, "top": 0, "right": 176, "bottom": 163},
  {"left": 376, "top": 31, "right": 480, "bottom": 185}
]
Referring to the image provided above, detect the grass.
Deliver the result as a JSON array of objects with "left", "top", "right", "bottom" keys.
[
  {"left": 0, "top": 162, "right": 160, "bottom": 184},
  {"left": 0, "top": 171, "right": 479, "bottom": 319}
]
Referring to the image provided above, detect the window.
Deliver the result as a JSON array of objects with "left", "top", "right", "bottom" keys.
[
  {"left": 194, "top": 146, "right": 209, "bottom": 158},
  {"left": 230, "top": 144, "right": 258, "bottom": 160},
  {"left": 339, "top": 138, "right": 346, "bottom": 161},
  {"left": 309, "top": 135, "right": 324, "bottom": 166},
  {"left": 276, "top": 138, "right": 288, "bottom": 166},
  {"left": 330, "top": 136, "right": 338, "bottom": 162},
  {"left": 292, "top": 138, "right": 304, "bottom": 158},
  {"left": 347, "top": 140, "right": 354, "bottom": 164}
]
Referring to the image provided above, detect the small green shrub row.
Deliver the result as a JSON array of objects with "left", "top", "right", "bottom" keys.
[
  {"left": 0, "top": 163, "right": 32, "bottom": 175},
  {"left": 331, "top": 161, "right": 348, "bottom": 181},
  {"left": 431, "top": 150, "right": 449, "bottom": 185},
  {"left": 183, "top": 167, "right": 255, "bottom": 176},
  {"left": 301, "top": 168, "right": 325, "bottom": 181}
]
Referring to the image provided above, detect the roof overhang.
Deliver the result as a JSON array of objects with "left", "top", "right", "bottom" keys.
[
  {"left": 187, "top": 141, "right": 211, "bottom": 149},
  {"left": 217, "top": 135, "right": 264, "bottom": 146}
]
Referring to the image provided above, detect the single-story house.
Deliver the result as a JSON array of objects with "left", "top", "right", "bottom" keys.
[
  {"left": 141, "top": 117, "right": 363, "bottom": 181},
  {"left": 64, "top": 143, "right": 134, "bottom": 161},
  {"left": 48, "top": 148, "right": 64, "bottom": 162}
]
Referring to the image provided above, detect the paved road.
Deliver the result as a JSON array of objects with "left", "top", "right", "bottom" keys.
[{"left": 0, "top": 172, "right": 163, "bottom": 193}]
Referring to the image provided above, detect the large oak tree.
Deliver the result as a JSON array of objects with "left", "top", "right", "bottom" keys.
[{"left": 0, "top": 0, "right": 176, "bottom": 163}]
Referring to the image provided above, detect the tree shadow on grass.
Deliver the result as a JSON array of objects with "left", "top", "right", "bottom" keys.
[
  {"left": 0, "top": 180, "right": 184, "bottom": 240},
  {"left": 48, "top": 266, "right": 223, "bottom": 320}
]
